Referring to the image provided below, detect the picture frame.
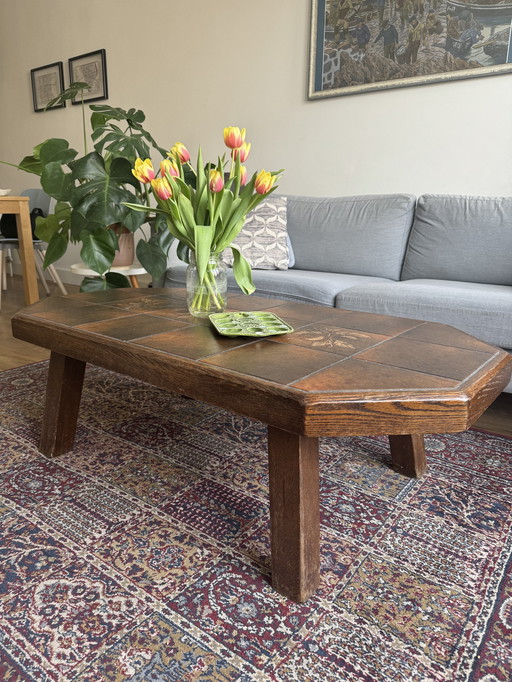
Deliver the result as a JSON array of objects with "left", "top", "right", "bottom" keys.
[
  {"left": 309, "top": 0, "right": 512, "bottom": 99},
  {"left": 30, "top": 62, "right": 65, "bottom": 112},
  {"left": 69, "top": 49, "right": 108, "bottom": 104}
]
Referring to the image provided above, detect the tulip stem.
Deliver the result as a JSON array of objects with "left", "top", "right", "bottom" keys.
[{"left": 189, "top": 268, "right": 225, "bottom": 317}]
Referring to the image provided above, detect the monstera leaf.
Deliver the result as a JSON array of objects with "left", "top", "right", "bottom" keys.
[
  {"left": 19, "top": 138, "right": 78, "bottom": 178},
  {"left": 136, "top": 223, "right": 174, "bottom": 280},
  {"left": 90, "top": 105, "right": 167, "bottom": 160},
  {"left": 68, "top": 152, "right": 146, "bottom": 239},
  {"left": 80, "top": 272, "right": 131, "bottom": 292}
]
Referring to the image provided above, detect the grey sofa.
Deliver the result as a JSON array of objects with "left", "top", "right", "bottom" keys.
[{"left": 163, "top": 193, "right": 512, "bottom": 393}]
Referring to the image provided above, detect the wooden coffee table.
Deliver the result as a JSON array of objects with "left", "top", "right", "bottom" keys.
[{"left": 12, "top": 288, "right": 512, "bottom": 602}]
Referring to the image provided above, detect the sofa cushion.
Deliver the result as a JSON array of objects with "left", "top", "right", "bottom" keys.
[
  {"left": 223, "top": 195, "right": 289, "bottom": 270},
  {"left": 286, "top": 194, "right": 416, "bottom": 280},
  {"left": 336, "top": 279, "right": 512, "bottom": 349},
  {"left": 402, "top": 194, "right": 512, "bottom": 286},
  {"left": 165, "top": 262, "right": 392, "bottom": 307}
]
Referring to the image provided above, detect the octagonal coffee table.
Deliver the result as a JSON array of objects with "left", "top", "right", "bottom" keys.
[{"left": 12, "top": 288, "right": 512, "bottom": 602}]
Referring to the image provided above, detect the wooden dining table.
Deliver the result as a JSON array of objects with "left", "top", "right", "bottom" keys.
[{"left": 0, "top": 195, "right": 39, "bottom": 305}]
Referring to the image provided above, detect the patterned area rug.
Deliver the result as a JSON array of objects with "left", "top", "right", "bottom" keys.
[{"left": 1, "top": 361, "right": 512, "bottom": 681}]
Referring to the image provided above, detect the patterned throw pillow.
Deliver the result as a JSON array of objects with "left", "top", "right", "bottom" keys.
[{"left": 224, "top": 195, "right": 289, "bottom": 270}]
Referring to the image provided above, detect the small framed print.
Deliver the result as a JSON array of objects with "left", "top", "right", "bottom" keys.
[
  {"left": 30, "top": 62, "right": 65, "bottom": 112},
  {"left": 69, "top": 49, "right": 108, "bottom": 104}
]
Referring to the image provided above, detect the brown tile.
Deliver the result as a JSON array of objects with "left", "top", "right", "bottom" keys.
[
  {"left": 356, "top": 337, "right": 494, "bottom": 381},
  {"left": 203, "top": 340, "right": 340, "bottom": 384},
  {"left": 106, "top": 294, "right": 188, "bottom": 313},
  {"left": 67, "top": 289, "right": 152, "bottom": 303},
  {"left": 292, "top": 358, "right": 460, "bottom": 392},
  {"left": 262, "top": 302, "right": 345, "bottom": 324},
  {"left": 399, "top": 322, "right": 498, "bottom": 353},
  {"left": 227, "top": 295, "right": 285, "bottom": 311},
  {"left": 271, "top": 324, "right": 388, "bottom": 356},
  {"left": 25, "top": 295, "right": 93, "bottom": 313},
  {"left": 304, "top": 307, "right": 358, "bottom": 325},
  {"left": 335, "top": 311, "right": 423, "bottom": 336},
  {"left": 150, "top": 306, "right": 211, "bottom": 325},
  {"left": 32, "top": 305, "right": 132, "bottom": 326},
  {"left": 77, "top": 315, "right": 190, "bottom": 340},
  {"left": 133, "top": 325, "right": 253, "bottom": 358},
  {"left": 151, "top": 287, "right": 187, "bottom": 299}
]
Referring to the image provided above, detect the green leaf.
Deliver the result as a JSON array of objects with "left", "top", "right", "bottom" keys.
[
  {"left": 79, "top": 276, "right": 109, "bottom": 292},
  {"left": 45, "top": 82, "right": 90, "bottom": 109},
  {"left": 89, "top": 104, "right": 166, "bottom": 159},
  {"left": 80, "top": 228, "right": 117, "bottom": 274},
  {"left": 34, "top": 201, "right": 72, "bottom": 244},
  {"left": 39, "top": 138, "right": 78, "bottom": 166},
  {"left": 42, "top": 232, "right": 69, "bottom": 269},
  {"left": 194, "top": 224, "right": 215, "bottom": 285},
  {"left": 79, "top": 272, "right": 131, "bottom": 291},
  {"left": 34, "top": 213, "right": 61, "bottom": 243},
  {"left": 174, "top": 193, "right": 196, "bottom": 234},
  {"left": 18, "top": 138, "right": 77, "bottom": 177},
  {"left": 40, "top": 162, "right": 75, "bottom": 202},
  {"left": 105, "top": 272, "right": 132, "bottom": 288},
  {"left": 18, "top": 155, "right": 42, "bottom": 176},
  {"left": 69, "top": 153, "right": 143, "bottom": 231},
  {"left": 177, "top": 241, "right": 190, "bottom": 263},
  {"left": 136, "top": 231, "right": 172, "bottom": 280},
  {"left": 230, "top": 246, "right": 255, "bottom": 295}
]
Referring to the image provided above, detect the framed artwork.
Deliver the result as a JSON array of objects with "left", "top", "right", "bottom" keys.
[
  {"left": 30, "top": 62, "right": 65, "bottom": 112},
  {"left": 69, "top": 49, "right": 108, "bottom": 103},
  {"left": 309, "top": 0, "right": 512, "bottom": 98}
]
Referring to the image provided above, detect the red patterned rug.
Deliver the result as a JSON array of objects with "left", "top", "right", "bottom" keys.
[{"left": 1, "top": 361, "right": 512, "bottom": 681}]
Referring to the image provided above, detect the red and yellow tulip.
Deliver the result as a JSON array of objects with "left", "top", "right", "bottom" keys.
[
  {"left": 232, "top": 142, "right": 251, "bottom": 163},
  {"left": 150, "top": 177, "right": 172, "bottom": 200},
  {"left": 209, "top": 169, "right": 224, "bottom": 193},
  {"left": 223, "top": 126, "right": 246, "bottom": 149},
  {"left": 254, "top": 169, "right": 276, "bottom": 194},
  {"left": 169, "top": 143, "right": 191, "bottom": 164},
  {"left": 160, "top": 158, "right": 179, "bottom": 178},
  {"left": 132, "top": 158, "right": 155, "bottom": 183}
]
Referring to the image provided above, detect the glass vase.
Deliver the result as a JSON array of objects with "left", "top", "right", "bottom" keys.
[{"left": 186, "top": 251, "right": 228, "bottom": 317}]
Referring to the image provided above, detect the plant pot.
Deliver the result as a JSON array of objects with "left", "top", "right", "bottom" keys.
[
  {"left": 111, "top": 225, "right": 135, "bottom": 267},
  {"left": 186, "top": 251, "right": 227, "bottom": 317}
]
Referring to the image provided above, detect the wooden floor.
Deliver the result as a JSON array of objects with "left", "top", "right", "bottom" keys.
[{"left": 1, "top": 275, "right": 511, "bottom": 437}]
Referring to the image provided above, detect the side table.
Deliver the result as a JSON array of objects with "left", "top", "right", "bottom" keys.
[{"left": 70, "top": 262, "right": 147, "bottom": 288}]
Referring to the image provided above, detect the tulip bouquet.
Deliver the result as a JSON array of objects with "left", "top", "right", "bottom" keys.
[{"left": 127, "top": 127, "right": 283, "bottom": 315}]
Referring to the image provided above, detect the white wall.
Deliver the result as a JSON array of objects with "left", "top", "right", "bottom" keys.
[{"left": 1, "top": 0, "right": 511, "bottom": 282}]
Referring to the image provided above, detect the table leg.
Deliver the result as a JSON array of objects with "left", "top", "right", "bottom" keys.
[
  {"left": 268, "top": 426, "right": 320, "bottom": 602},
  {"left": 15, "top": 202, "right": 39, "bottom": 305},
  {"left": 388, "top": 434, "right": 427, "bottom": 478},
  {"left": 129, "top": 275, "right": 139, "bottom": 288},
  {"left": 39, "top": 352, "right": 86, "bottom": 458}
]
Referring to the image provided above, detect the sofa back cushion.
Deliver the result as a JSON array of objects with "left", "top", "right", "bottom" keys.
[
  {"left": 287, "top": 194, "right": 416, "bottom": 280},
  {"left": 402, "top": 194, "right": 512, "bottom": 285}
]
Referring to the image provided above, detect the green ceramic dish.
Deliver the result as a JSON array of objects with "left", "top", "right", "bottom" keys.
[{"left": 209, "top": 311, "right": 294, "bottom": 337}]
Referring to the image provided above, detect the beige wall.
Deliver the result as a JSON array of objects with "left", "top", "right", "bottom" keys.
[{"left": 1, "top": 0, "right": 511, "bottom": 281}]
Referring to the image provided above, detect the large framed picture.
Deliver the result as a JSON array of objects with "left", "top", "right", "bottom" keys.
[
  {"left": 30, "top": 62, "right": 65, "bottom": 112},
  {"left": 309, "top": 0, "right": 512, "bottom": 98},
  {"left": 69, "top": 49, "right": 108, "bottom": 103}
]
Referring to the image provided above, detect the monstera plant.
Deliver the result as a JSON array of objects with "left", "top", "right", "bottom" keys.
[{"left": 14, "top": 83, "right": 172, "bottom": 290}]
